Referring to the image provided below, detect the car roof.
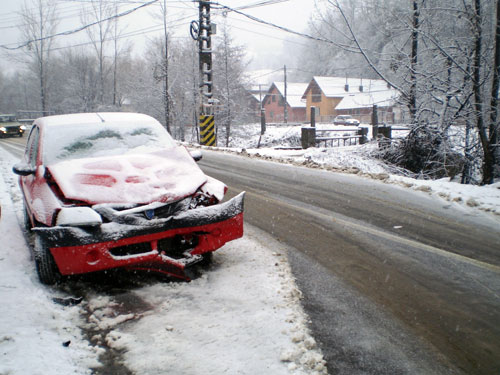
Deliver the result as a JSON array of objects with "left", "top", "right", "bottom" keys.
[{"left": 35, "top": 112, "right": 158, "bottom": 128}]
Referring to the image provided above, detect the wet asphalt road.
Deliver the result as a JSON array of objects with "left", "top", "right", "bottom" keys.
[{"left": 199, "top": 150, "right": 500, "bottom": 375}]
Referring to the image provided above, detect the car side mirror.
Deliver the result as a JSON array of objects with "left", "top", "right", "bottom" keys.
[
  {"left": 12, "top": 162, "right": 36, "bottom": 176},
  {"left": 190, "top": 150, "right": 203, "bottom": 162}
]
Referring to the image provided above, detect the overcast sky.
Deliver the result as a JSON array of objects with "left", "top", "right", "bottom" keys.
[{"left": 0, "top": 0, "right": 320, "bottom": 73}]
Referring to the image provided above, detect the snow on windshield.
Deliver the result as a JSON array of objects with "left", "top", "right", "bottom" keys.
[{"left": 43, "top": 121, "right": 176, "bottom": 165}]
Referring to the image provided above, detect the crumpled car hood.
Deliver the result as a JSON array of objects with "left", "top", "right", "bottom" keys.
[{"left": 47, "top": 147, "right": 207, "bottom": 205}]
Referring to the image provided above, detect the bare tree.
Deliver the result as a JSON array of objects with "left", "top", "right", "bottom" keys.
[
  {"left": 489, "top": 0, "right": 500, "bottom": 178},
  {"left": 81, "top": 0, "right": 114, "bottom": 106},
  {"left": 53, "top": 49, "right": 99, "bottom": 112},
  {"left": 20, "top": 0, "right": 58, "bottom": 113},
  {"left": 213, "top": 21, "right": 248, "bottom": 147},
  {"left": 147, "top": 0, "right": 172, "bottom": 133}
]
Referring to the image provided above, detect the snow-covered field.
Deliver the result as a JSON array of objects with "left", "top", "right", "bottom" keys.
[{"left": 0, "top": 147, "right": 326, "bottom": 375}]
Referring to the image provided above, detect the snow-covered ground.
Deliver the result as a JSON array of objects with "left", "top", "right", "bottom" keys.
[
  {"left": 0, "top": 147, "right": 327, "bottom": 374},
  {"left": 1, "top": 121, "right": 499, "bottom": 374}
]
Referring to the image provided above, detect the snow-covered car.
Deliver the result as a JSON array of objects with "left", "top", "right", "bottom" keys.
[
  {"left": 333, "top": 115, "right": 360, "bottom": 126},
  {"left": 0, "top": 114, "right": 26, "bottom": 138},
  {"left": 13, "top": 112, "right": 245, "bottom": 284}
]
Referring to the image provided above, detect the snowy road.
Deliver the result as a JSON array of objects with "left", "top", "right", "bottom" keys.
[
  {"left": 199, "top": 150, "right": 500, "bottom": 375},
  {"left": 0, "top": 141, "right": 327, "bottom": 374}
]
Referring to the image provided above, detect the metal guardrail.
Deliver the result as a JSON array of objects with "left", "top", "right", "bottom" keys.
[
  {"left": 301, "top": 127, "right": 368, "bottom": 149},
  {"left": 17, "top": 119, "right": 35, "bottom": 125},
  {"left": 316, "top": 135, "right": 363, "bottom": 147},
  {"left": 301, "top": 125, "right": 410, "bottom": 149}
]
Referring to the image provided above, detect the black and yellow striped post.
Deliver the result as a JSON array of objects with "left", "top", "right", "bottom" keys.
[{"left": 199, "top": 114, "right": 216, "bottom": 146}]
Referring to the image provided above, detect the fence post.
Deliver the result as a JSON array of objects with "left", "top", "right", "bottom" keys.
[
  {"left": 379, "top": 125, "right": 392, "bottom": 139},
  {"left": 301, "top": 127, "right": 316, "bottom": 149},
  {"left": 377, "top": 125, "right": 392, "bottom": 148},
  {"left": 358, "top": 127, "right": 368, "bottom": 144},
  {"left": 310, "top": 106, "right": 316, "bottom": 128},
  {"left": 372, "top": 104, "right": 379, "bottom": 140}
]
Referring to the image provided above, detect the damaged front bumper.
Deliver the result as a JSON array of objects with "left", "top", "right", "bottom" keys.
[{"left": 33, "top": 192, "right": 245, "bottom": 280}]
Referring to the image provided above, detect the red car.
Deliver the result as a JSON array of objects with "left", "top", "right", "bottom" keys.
[{"left": 13, "top": 113, "right": 244, "bottom": 284}]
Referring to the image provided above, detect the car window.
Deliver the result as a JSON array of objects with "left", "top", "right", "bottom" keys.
[
  {"left": 42, "top": 121, "right": 176, "bottom": 165},
  {"left": 25, "top": 126, "right": 40, "bottom": 168}
]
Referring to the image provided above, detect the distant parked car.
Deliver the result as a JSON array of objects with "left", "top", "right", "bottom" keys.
[
  {"left": 13, "top": 112, "right": 245, "bottom": 284},
  {"left": 333, "top": 115, "right": 360, "bottom": 126},
  {"left": 0, "top": 114, "right": 26, "bottom": 137}
]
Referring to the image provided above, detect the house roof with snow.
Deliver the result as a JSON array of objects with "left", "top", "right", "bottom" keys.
[
  {"left": 302, "top": 76, "right": 394, "bottom": 99},
  {"left": 270, "top": 82, "right": 308, "bottom": 108},
  {"left": 335, "top": 90, "right": 399, "bottom": 110},
  {"left": 246, "top": 84, "right": 271, "bottom": 104}
]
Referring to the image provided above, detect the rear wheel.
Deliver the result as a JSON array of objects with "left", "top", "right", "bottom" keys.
[{"left": 34, "top": 234, "right": 60, "bottom": 285}]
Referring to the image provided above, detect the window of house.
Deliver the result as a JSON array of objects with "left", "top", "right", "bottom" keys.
[
  {"left": 272, "top": 95, "right": 276, "bottom": 103},
  {"left": 312, "top": 85, "right": 321, "bottom": 103}
]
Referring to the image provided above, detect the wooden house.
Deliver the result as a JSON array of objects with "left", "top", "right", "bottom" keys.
[
  {"left": 302, "top": 76, "right": 400, "bottom": 123},
  {"left": 244, "top": 85, "right": 265, "bottom": 122},
  {"left": 262, "top": 82, "right": 308, "bottom": 123}
]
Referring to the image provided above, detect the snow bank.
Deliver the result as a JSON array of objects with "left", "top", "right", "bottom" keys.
[
  {"left": 84, "top": 226, "right": 327, "bottom": 375},
  {"left": 0, "top": 152, "right": 99, "bottom": 375}
]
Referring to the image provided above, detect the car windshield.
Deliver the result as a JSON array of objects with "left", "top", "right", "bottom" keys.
[{"left": 42, "top": 121, "right": 176, "bottom": 165}]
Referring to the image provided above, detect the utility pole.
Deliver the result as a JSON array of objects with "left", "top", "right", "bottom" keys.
[
  {"left": 284, "top": 65, "right": 288, "bottom": 123},
  {"left": 259, "top": 83, "right": 265, "bottom": 136},
  {"left": 190, "top": 1, "right": 216, "bottom": 146}
]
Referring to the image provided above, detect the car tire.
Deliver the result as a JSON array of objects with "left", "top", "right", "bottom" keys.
[
  {"left": 23, "top": 206, "right": 32, "bottom": 231},
  {"left": 199, "top": 252, "right": 213, "bottom": 267},
  {"left": 34, "top": 234, "right": 60, "bottom": 285}
]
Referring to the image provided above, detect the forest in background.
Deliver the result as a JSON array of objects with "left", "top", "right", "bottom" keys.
[{"left": 0, "top": 0, "right": 499, "bottom": 184}]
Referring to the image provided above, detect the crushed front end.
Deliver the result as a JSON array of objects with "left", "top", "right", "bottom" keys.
[{"left": 34, "top": 192, "right": 245, "bottom": 280}]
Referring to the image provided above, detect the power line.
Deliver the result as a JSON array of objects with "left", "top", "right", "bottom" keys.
[
  {"left": 0, "top": 3, "right": 84, "bottom": 26},
  {"left": 226, "top": 22, "right": 309, "bottom": 48},
  {"left": 4, "top": 11, "right": 194, "bottom": 54},
  {"left": 210, "top": 1, "right": 354, "bottom": 51},
  {"left": 0, "top": 0, "right": 159, "bottom": 51},
  {"left": 232, "top": 0, "right": 290, "bottom": 11},
  {"left": 0, "top": 4, "right": 96, "bottom": 31}
]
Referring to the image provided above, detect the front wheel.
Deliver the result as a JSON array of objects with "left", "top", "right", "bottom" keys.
[
  {"left": 23, "top": 206, "right": 32, "bottom": 231},
  {"left": 34, "top": 234, "right": 60, "bottom": 285}
]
